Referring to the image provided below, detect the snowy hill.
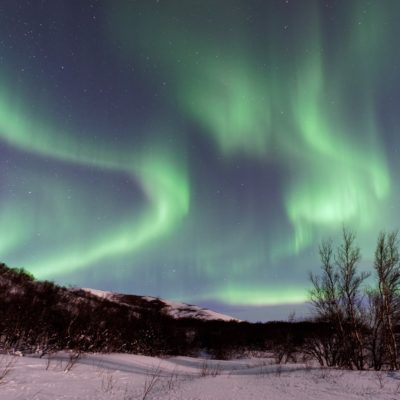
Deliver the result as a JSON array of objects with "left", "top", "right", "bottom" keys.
[
  {"left": 83, "top": 288, "right": 239, "bottom": 322},
  {"left": 0, "top": 263, "right": 322, "bottom": 362}
]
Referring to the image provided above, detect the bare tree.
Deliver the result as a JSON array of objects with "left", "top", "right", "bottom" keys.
[
  {"left": 309, "top": 239, "right": 344, "bottom": 367},
  {"left": 335, "top": 229, "right": 369, "bottom": 370},
  {"left": 373, "top": 231, "right": 400, "bottom": 370},
  {"left": 309, "top": 228, "right": 369, "bottom": 369},
  {"left": 367, "top": 289, "right": 385, "bottom": 370}
]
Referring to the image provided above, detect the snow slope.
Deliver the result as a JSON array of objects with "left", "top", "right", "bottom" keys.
[
  {"left": 155, "top": 298, "right": 239, "bottom": 322},
  {"left": 83, "top": 288, "right": 239, "bottom": 322},
  {"left": 1, "top": 353, "right": 399, "bottom": 400}
]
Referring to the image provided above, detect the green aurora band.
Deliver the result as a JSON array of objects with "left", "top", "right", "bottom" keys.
[
  {"left": 0, "top": 76, "right": 190, "bottom": 276},
  {"left": 108, "top": 0, "right": 393, "bottom": 305},
  {"left": 0, "top": 1, "right": 398, "bottom": 313}
]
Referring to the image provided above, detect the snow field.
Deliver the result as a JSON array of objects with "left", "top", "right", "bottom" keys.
[{"left": 1, "top": 353, "right": 400, "bottom": 400}]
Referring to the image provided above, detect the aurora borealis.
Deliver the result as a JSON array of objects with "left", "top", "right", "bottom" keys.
[{"left": 1, "top": 0, "right": 399, "bottom": 320}]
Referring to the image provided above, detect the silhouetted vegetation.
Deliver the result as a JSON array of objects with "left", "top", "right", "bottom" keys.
[
  {"left": 307, "top": 229, "right": 400, "bottom": 370},
  {"left": 0, "top": 263, "right": 320, "bottom": 359}
]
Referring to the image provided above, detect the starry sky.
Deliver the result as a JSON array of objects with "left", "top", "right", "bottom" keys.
[{"left": 0, "top": 0, "right": 399, "bottom": 321}]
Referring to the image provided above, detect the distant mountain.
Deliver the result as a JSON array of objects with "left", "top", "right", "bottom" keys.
[
  {"left": 0, "top": 263, "right": 318, "bottom": 360},
  {"left": 82, "top": 288, "right": 239, "bottom": 322},
  {"left": 0, "top": 263, "right": 247, "bottom": 356}
]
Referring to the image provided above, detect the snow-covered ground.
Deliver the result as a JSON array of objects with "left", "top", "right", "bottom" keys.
[
  {"left": 1, "top": 353, "right": 399, "bottom": 400},
  {"left": 82, "top": 288, "right": 239, "bottom": 322}
]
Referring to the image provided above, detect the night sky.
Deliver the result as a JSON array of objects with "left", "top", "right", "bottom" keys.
[{"left": 1, "top": 0, "right": 399, "bottom": 321}]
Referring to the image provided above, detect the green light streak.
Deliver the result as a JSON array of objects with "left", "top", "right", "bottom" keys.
[
  {"left": 284, "top": 12, "right": 390, "bottom": 252},
  {"left": 0, "top": 75, "right": 190, "bottom": 278},
  {"left": 0, "top": 1, "right": 396, "bottom": 312},
  {"left": 31, "top": 152, "right": 189, "bottom": 276},
  {"left": 199, "top": 285, "right": 307, "bottom": 306},
  {"left": 107, "top": 0, "right": 393, "bottom": 307},
  {"left": 0, "top": 203, "right": 34, "bottom": 255},
  {"left": 184, "top": 59, "right": 271, "bottom": 157}
]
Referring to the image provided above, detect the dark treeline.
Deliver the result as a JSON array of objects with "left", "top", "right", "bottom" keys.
[{"left": 0, "top": 263, "right": 322, "bottom": 360}]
